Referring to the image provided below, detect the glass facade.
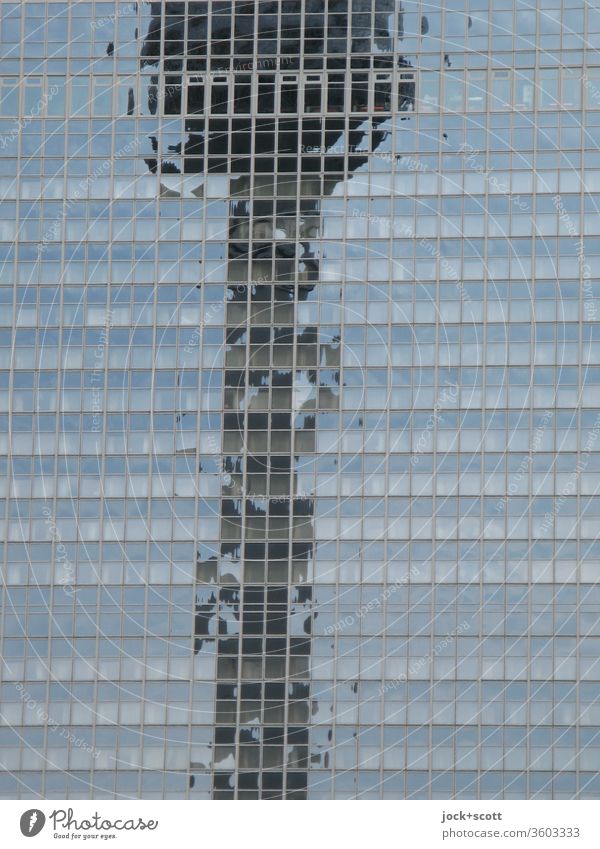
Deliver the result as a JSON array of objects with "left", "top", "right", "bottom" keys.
[{"left": 0, "top": 0, "right": 600, "bottom": 801}]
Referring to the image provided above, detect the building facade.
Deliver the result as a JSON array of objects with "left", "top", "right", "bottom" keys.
[{"left": 1, "top": 0, "right": 600, "bottom": 800}]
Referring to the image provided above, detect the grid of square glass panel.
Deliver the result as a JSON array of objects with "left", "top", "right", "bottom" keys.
[{"left": 0, "top": 0, "right": 599, "bottom": 800}]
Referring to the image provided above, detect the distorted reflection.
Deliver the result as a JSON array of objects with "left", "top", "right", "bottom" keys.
[{"left": 140, "top": 0, "right": 414, "bottom": 799}]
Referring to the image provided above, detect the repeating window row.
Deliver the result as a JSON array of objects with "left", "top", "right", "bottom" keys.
[{"left": 8, "top": 67, "right": 600, "bottom": 119}]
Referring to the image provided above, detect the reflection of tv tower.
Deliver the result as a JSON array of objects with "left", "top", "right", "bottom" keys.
[
  {"left": 140, "top": 1, "right": 414, "bottom": 799},
  {"left": 29, "top": 812, "right": 38, "bottom": 834}
]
